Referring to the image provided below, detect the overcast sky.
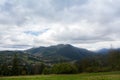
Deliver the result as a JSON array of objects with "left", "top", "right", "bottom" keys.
[{"left": 0, "top": 0, "right": 120, "bottom": 50}]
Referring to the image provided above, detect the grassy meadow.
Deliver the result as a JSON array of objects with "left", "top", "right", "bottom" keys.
[{"left": 0, "top": 71, "right": 120, "bottom": 80}]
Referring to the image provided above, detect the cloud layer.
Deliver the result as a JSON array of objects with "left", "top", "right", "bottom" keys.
[{"left": 0, "top": 0, "right": 120, "bottom": 50}]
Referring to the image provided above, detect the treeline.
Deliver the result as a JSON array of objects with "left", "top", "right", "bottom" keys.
[
  {"left": 0, "top": 49, "right": 120, "bottom": 76},
  {"left": 76, "top": 49, "right": 120, "bottom": 72},
  {"left": 0, "top": 54, "right": 46, "bottom": 76}
]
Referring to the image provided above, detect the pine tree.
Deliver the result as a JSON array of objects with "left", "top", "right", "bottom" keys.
[{"left": 12, "top": 54, "right": 20, "bottom": 75}]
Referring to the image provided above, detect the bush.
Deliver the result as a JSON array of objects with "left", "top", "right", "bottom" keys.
[
  {"left": 51, "top": 63, "right": 78, "bottom": 74},
  {"left": 42, "top": 68, "right": 52, "bottom": 74}
]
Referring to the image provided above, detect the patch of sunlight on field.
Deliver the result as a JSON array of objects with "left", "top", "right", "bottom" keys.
[{"left": 0, "top": 72, "right": 120, "bottom": 80}]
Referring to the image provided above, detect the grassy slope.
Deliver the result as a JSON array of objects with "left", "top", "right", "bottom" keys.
[{"left": 0, "top": 72, "right": 120, "bottom": 80}]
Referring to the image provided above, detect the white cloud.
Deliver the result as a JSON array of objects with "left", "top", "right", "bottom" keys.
[{"left": 0, "top": 0, "right": 120, "bottom": 50}]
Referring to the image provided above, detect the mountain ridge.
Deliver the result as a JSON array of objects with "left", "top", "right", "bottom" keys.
[{"left": 0, "top": 44, "right": 95, "bottom": 64}]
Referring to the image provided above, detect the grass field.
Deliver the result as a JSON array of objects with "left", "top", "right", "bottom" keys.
[{"left": 0, "top": 72, "right": 120, "bottom": 80}]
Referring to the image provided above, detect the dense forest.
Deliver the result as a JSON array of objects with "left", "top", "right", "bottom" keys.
[{"left": 0, "top": 49, "right": 120, "bottom": 76}]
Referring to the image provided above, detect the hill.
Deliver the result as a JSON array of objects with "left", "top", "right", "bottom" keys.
[
  {"left": 0, "top": 44, "right": 95, "bottom": 64},
  {"left": 25, "top": 44, "right": 95, "bottom": 63}
]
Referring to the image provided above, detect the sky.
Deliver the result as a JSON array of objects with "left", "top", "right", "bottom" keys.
[{"left": 0, "top": 0, "right": 120, "bottom": 51}]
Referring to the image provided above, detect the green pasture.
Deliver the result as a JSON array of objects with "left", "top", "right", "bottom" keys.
[{"left": 0, "top": 71, "right": 120, "bottom": 80}]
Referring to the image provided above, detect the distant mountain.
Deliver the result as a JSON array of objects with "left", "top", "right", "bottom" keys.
[
  {"left": 96, "top": 48, "right": 110, "bottom": 54},
  {"left": 26, "top": 44, "right": 95, "bottom": 63},
  {"left": 96, "top": 48, "right": 120, "bottom": 54},
  {"left": 1, "top": 44, "right": 120, "bottom": 65},
  {"left": 0, "top": 44, "right": 95, "bottom": 64}
]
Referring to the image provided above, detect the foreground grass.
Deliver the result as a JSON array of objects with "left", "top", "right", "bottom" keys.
[{"left": 0, "top": 71, "right": 120, "bottom": 80}]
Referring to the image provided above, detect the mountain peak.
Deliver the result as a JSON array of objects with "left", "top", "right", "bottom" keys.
[{"left": 56, "top": 44, "right": 72, "bottom": 47}]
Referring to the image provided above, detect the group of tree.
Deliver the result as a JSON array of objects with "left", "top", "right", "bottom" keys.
[
  {"left": 0, "top": 49, "right": 120, "bottom": 76},
  {"left": 43, "top": 63, "right": 78, "bottom": 74},
  {"left": 0, "top": 54, "right": 46, "bottom": 76},
  {"left": 76, "top": 49, "right": 120, "bottom": 72}
]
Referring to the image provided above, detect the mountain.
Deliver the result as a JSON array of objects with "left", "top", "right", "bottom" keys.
[
  {"left": 96, "top": 48, "right": 120, "bottom": 54},
  {"left": 26, "top": 44, "right": 95, "bottom": 63},
  {"left": 0, "top": 44, "right": 95, "bottom": 64},
  {"left": 96, "top": 48, "right": 110, "bottom": 54}
]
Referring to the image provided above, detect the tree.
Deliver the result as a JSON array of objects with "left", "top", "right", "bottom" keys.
[
  {"left": 0, "top": 64, "right": 2, "bottom": 76},
  {"left": 39, "top": 63, "right": 45, "bottom": 74},
  {"left": 108, "top": 50, "right": 120, "bottom": 70},
  {"left": 0, "top": 63, "right": 11, "bottom": 76},
  {"left": 77, "top": 58, "right": 92, "bottom": 72},
  {"left": 31, "top": 63, "right": 45, "bottom": 75},
  {"left": 12, "top": 54, "right": 20, "bottom": 75},
  {"left": 52, "top": 63, "right": 78, "bottom": 74},
  {"left": 42, "top": 67, "right": 52, "bottom": 74},
  {"left": 76, "top": 57, "right": 101, "bottom": 72},
  {"left": 21, "top": 65, "right": 28, "bottom": 75}
]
